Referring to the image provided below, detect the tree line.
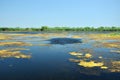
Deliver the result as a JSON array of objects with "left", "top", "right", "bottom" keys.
[{"left": 0, "top": 26, "right": 120, "bottom": 31}]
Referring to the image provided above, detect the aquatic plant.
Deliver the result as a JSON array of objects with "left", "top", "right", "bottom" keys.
[
  {"left": 102, "top": 42, "right": 120, "bottom": 48},
  {"left": 109, "top": 61, "right": 120, "bottom": 72},
  {"left": 0, "top": 49, "right": 31, "bottom": 59},
  {"left": 72, "top": 35, "right": 81, "bottom": 38},
  {"left": 0, "top": 34, "right": 11, "bottom": 40},
  {"left": 100, "top": 66, "right": 108, "bottom": 69},
  {"left": 69, "top": 52, "right": 83, "bottom": 56},
  {"left": 78, "top": 60, "right": 104, "bottom": 68},
  {"left": 0, "top": 42, "right": 32, "bottom": 46},
  {"left": 85, "top": 53, "right": 92, "bottom": 58}
]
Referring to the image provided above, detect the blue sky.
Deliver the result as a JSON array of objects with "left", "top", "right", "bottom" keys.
[{"left": 0, "top": 0, "right": 120, "bottom": 28}]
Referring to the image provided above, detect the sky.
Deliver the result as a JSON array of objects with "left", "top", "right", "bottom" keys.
[{"left": 0, "top": 0, "right": 120, "bottom": 28}]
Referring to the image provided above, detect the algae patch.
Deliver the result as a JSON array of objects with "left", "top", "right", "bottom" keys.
[
  {"left": 85, "top": 53, "right": 92, "bottom": 58},
  {"left": 0, "top": 48, "right": 31, "bottom": 59},
  {"left": 102, "top": 42, "right": 120, "bottom": 48},
  {"left": 0, "top": 34, "right": 12, "bottom": 40},
  {"left": 78, "top": 60, "right": 104, "bottom": 68},
  {"left": 69, "top": 52, "right": 83, "bottom": 56},
  {"left": 109, "top": 61, "right": 120, "bottom": 72},
  {"left": 0, "top": 42, "right": 32, "bottom": 46}
]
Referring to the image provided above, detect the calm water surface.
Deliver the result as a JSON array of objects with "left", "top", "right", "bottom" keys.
[{"left": 0, "top": 32, "right": 120, "bottom": 80}]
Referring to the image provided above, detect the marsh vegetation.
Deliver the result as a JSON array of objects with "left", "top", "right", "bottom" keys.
[{"left": 0, "top": 31, "right": 120, "bottom": 80}]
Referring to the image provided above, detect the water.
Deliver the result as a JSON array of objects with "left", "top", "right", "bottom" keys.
[{"left": 0, "top": 32, "right": 120, "bottom": 80}]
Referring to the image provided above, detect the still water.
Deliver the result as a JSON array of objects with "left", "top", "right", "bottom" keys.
[{"left": 0, "top": 32, "right": 120, "bottom": 80}]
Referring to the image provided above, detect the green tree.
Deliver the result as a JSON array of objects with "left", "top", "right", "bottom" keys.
[{"left": 41, "top": 26, "right": 48, "bottom": 31}]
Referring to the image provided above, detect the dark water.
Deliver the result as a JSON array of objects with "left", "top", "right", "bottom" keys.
[
  {"left": 48, "top": 38, "right": 82, "bottom": 44},
  {"left": 0, "top": 32, "right": 120, "bottom": 80}
]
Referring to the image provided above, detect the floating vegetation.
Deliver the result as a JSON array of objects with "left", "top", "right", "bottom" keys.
[
  {"left": 109, "top": 61, "right": 120, "bottom": 72},
  {"left": 0, "top": 32, "right": 120, "bottom": 78},
  {"left": 0, "top": 49, "right": 31, "bottom": 59},
  {"left": 72, "top": 35, "right": 81, "bottom": 38},
  {"left": 69, "top": 52, "right": 92, "bottom": 58},
  {"left": 78, "top": 60, "right": 104, "bottom": 68},
  {"left": 100, "top": 66, "right": 108, "bottom": 69},
  {"left": 87, "top": 33, "right": 120, "bottom": 40},
  {"left": 85, "top": 53, "right": 92, "bottom": 58},
  {"left": 0, "top": 42, "right": 32, "bottom": 46},
  {"left": 69, "top": 51, "right": 108, "bottom": 70},
  {"left": 5, "top": 48, "right": 29, "bottom": 51},
  {"left": 8, "top": 34, "right": 28, "bottom": 37},
  {"left": 1, "top": 33, "right": 68, "bottom": 40},
  {"left": 102, "top": 42, "right": 120, "bottom": 48},
  {"left": 0, "top": 34, "right": 12, "bottom": 40},
  {"left": 35, "top": 33, "right": 67, "bottom": 37},
  {"left": 69, "top": 52, "right": 83, "bottom": 56}
]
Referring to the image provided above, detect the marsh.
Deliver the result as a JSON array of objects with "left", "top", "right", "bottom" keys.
[{"left": 0, "top": 32, "right": 120, "bottom": 80}]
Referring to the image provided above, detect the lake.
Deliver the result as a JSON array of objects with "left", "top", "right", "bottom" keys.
[{"left": 0, "top": 31, "right": 120, "bottom": 80}]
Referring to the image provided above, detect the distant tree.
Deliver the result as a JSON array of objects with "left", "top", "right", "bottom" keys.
[{"left": 41, "top": 26, "right": 48, "bottom": 31}]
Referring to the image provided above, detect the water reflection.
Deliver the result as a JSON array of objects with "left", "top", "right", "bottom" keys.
[{"left": 48, "top": 38, "right": 82, "bottom": 44}]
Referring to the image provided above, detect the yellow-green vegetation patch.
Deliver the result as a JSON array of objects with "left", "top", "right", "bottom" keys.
[
  {"left": 69, "top": 51, "right": 92, "bottom": 58},
  {"left": 0, "top": 42, "right": 32, "bottom": 46},
  {"left": 102, "top": 42, "right": 120, "bottom": 48},
  {"left": 68, "top": 51, "right": 108, "bottom": 70},
  {"left": 78, "top": 60, "right": 104, "bottom": 68},
  {"left": 8, "top": 33, "right": 68, "bottom": 39},
  {"left": 85, "top": 53, "right": 92, "bottom": 58},
  {"left": 31, "top": 33, "right": 67, "bottom": 38},
  {"left": 8, "top": 34, "right": 29, "bottom": 36},
  {"left": 0, "top": 34, "right": 12, "bottom": 40},
  {"left": 100, "top": 66, "right": 108, "bottom": 69},
  {"left": 87, "top": 33, "right": 120, "bottom": 40},
  {"left": 69, "top": 52, "right": 83, "bottom": 56},
  {"left": 5, "top": 48, "right": 29, "bottom": 51},
  {"left": 72, "top": 35, "right": 81, "bottom": 38},
  {"left": 109, "top": 61, "right": 120, "bottom": 72},
  {"left": 0, "top": 49, "right": 31, "bottom": 59}
]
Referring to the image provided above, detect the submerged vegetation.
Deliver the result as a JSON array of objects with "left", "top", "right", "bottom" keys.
[{"left": 0, "top": 26, "right": 120, "bottom": 31}]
